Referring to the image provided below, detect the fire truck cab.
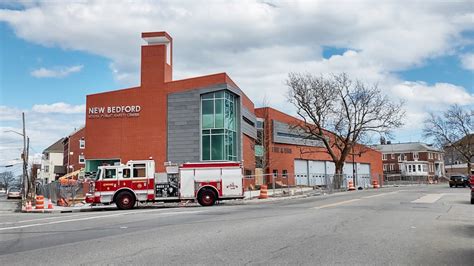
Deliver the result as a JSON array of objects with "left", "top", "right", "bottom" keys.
[{"left": 86, "top": 160, "right": 244, "bottom": 209}]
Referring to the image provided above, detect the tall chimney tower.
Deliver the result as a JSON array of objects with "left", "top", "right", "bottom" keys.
[{"left": 140, "top": 32, "right": 173, "bottom": 87}]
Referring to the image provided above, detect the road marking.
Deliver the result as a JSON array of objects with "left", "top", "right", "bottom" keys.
[
  {"left": 0, "top": 209, "right": 202, "bottom": 232},
  {"left": 411, "top": 194, "right": 444, "bottom": 203},
  {"left": 0, "top": 214, "right": 86, "bottom": 225},
  {"left": 313, "top": 199, "right": 360, "bottom": 209},
  {"left": 363, "top": 191, "right": 399, "bottom": 199}
]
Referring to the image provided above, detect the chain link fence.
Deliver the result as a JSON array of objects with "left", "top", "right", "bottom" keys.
[
  {"left": 242, "top": 172, "right": 383, "bottom": 196},
  {"left": 36, "top": 179, "right": 90, "bottom": 206},
  {"left": 383, "top": 175, "right": 439, "bottom": 186}
]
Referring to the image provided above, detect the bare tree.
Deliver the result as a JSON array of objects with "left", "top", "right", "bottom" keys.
[
  {"left": 423, "top": 104, "right": 473, "bottom": 174},
  {"left": 287, "top": 72, "right": 404, "bottom": 188},
  {"left": 0, "top": 171, "right": 16, "bottom": 191}
]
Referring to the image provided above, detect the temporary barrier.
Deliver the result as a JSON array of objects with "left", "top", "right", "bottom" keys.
[
  {"left": 47, "top": 198, "right": 54, "bottom": 209},
  {"left": 26, "top": 201, "right": 32, "bottom": 212},
  {"left": 35, "top": 195, "right": 44, "bottom": 209},
  {"left": 348, "top": 180, "right": 356, "bottom": 191},
  {"left": 372, "top": 179, "right": 380, "bottom": 189},
  {"left": 259, "top": 185, "right": 268, "bottom": 199}
]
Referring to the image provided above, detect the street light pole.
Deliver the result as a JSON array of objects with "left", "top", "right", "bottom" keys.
[
  {"left": 4, "top": 113, "right": 29, "bottom": 203},
  {"left": 22, "top": 112, "right": 28, "bottom": 203}
]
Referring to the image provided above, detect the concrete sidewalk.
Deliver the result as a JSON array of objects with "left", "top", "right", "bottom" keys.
[{"left": 21, "top": 185, "right": 401, "bottom": 213}]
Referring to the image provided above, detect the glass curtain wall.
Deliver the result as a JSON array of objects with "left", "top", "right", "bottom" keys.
[{"left": 201, "top": 91, "right": 237, "bottom": 161}]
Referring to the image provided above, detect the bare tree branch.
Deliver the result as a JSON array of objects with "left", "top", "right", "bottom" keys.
[{"left": 287, "top": 72, "right": 405, "bottom": 188}]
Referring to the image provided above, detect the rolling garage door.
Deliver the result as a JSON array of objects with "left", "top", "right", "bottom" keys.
[
  {"left": 309, "top": 161, "right": 326, "bottom": 186},
  {"left": 357, "top": 163, "right": 371, "bottom": 188},
  {"left": 295, "top": 160, "right": 332, "bottom": 186},
  {"left": 294, "top": 160, "right": 308, "bottom": 186}
]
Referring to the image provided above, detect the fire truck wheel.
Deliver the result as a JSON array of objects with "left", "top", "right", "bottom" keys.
[
  {"left": 115, "top": 191, "right": 136, "bottom": 210},
  {"left": 197, "top": 188, "right": 216, "bottom": 207}
]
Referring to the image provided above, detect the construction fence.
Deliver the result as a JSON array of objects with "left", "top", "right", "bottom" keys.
[
  {"left": 243, "top": 173, "right": 383, "bottom": 194},
  {"left": 383, "top": 175, "right": 444, "bottom": 186},
  {"left": 35, "top": 179, "right": 90, "bottom": 206}
]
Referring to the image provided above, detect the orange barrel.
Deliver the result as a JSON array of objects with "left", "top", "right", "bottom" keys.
[
  {"left": 348, "top": 180, "right": 356, "bottom": 191},
  {"left": 259, "top": 185, "right": 268, "bottom": 199},
  {"left": 372, "top": 179, "right": 380, "bottom": 189},
  {"left": 35, "top": 195, "right": 44, "bottom": 209}
]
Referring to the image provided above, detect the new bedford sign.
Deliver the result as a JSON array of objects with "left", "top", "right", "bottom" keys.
[{"left": 88, "top": 105, "right": 141, "bottom": 119}]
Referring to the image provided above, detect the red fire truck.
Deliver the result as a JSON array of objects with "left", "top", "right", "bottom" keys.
[{"left": 85, "top": 160, "right": 244, "bottom": 209}]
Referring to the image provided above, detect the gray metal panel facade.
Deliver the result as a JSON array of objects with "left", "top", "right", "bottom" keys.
[
  {"left": 272, "top": 120, "right": 324, "bottom": 147},
  {"left": 241, "top": 107, "right": 257, "bottom": 139},
  {"left": 167, "top": 83, "right": 244, "bottom": 164}
]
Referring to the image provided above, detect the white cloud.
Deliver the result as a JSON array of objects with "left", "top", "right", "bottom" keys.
[
  {"left": 31, "top": 65, "right": 83, "bottom": 78},
  {"left": 0, "top": 105, "right": 23, "bottom": 121},
  {"left": 0, "top": 0, "right": 473, "bottom": 143},
  {"left": 392, "top": 81, "right": 474, "bottom": 106},
  {"left": 460, "top": 53, "right": 474, "bottom": 71},
  {"left": 0, "top": 103, "right": 85, "bottom": 168},
  {"left": 32, "top": 102, "right": 85, "bottom": 114}
]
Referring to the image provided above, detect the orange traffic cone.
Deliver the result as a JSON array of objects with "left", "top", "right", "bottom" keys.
[
  {"left": 348, "top": 180, "right": 356, "bottom": 191},
  {"left": 26, "top": 201, "right": 32, "bottom": 212},
  {"left": 47, "top": 199, "right": 54, "bottom": 209}
]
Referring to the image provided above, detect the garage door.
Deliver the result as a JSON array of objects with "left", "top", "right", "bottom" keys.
[
  {"left": 309, "top": 161, "right": 326, "bottom": 185},
  {"left": 357, "top": 163, "right": 371, "bottom": 188},
  {"left": 294, "top": 160, "right": 308, "bottom": 186}
]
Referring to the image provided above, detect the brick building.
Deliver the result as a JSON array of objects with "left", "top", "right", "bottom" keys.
[
  {"left": 83, "top": 31, "right": 383, "bottom": 187},
  {"left": 374, "top": 142, "right": 445, "bottom": 180},
  {"left": 62, "top": 126, "right": 86, "bottom": 174}
]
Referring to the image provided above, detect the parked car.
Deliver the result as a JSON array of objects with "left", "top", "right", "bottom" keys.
[
  {"left": 6, "top": 187, "right": 21, "bottom": 199},
  {"left": 448, "top": 175, "right": 470, "bottom": 188},
  {"left": 470, "top": 176, "right": 474, "bottom": 204}
]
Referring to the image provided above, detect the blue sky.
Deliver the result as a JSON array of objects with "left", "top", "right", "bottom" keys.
[
  {"left": 1, "top": 23, "right": 116, "bottom": 108},
  {"left": 0, "top": 0, "right": 473, "bottom": 172}
]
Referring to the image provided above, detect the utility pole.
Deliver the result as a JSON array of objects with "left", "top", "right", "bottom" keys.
[{"left": 22, "top": 112, "right": 27, "bottom": 203}]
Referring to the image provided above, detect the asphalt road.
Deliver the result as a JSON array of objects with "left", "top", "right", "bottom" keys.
[{"left": 0, "top": 185, "right": 472, "bottom": 265}]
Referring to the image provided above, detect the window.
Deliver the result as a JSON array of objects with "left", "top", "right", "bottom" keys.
[
  {"left": 78, "top": 155, "right": 85, "bottom": 164},
  {"left": 408, "top": 165, "right": 412, "bottom": 172},
  {"left": 397, "top": 155, "right": 401, "bottom": 162},
  {"left": 273, "top": 169, "right": 278, "bottom": 177},
  {"left": 133, "top": 163, "right": 146, "bottom": 178},
  {"left": 44, "top": 165, "right": 49, "bottom": 173},
  {"left": 243, "top": 116, "right": 255, "bottom": 127},
  {"left": 391, "top": 154, "right": 395, "bottom": 159},
  {"left": 383, "top": 164, "right": 387, "bottom": 171},
  {"left": 282, "top": 170, "right": 288, "bottom": 178},
  {"left": 413, "top": 152, "right": 419, "bottom": 160},
  {"left": 122, "top": 168, "right": 131, "bottom": 178},
  {"left": 382, "top": 154, "right": 387, "bottom": 160},
  {"left": 79, "top": 139, "right": 85, "bottom": 149},
  {"left": 201, "top": 91, "right": 237, "bottom": 161},
  {"left": 417, "top": 165, "right": 422, "bottom": 172},
  {"left": 104, "top": 169, "right": 116, "bottom": 179},
  {"left": 422, "top": 165, "right": 427, "bottom": 172},
  {"left": 428, "top": 152, "right": 433, "bottom": 159},
  {"left": 389, "top": 164, "right": 394, "bottom": 171}
]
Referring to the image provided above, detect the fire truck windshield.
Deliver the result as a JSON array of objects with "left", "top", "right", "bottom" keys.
[{"left": 94, "top": 169, "right": 102, "bottom": 181}]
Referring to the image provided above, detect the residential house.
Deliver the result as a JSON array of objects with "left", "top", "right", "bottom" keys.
[
  {"left": 38, "top": 138, "right": 65, "bottom": 184},
  {"left": 374, "top": 142, "right": 445, "bottom": 181}
]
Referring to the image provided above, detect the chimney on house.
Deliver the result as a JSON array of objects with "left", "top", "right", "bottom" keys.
[{"left": 141, "top": 31, "right": 173, "bottom": 87}]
